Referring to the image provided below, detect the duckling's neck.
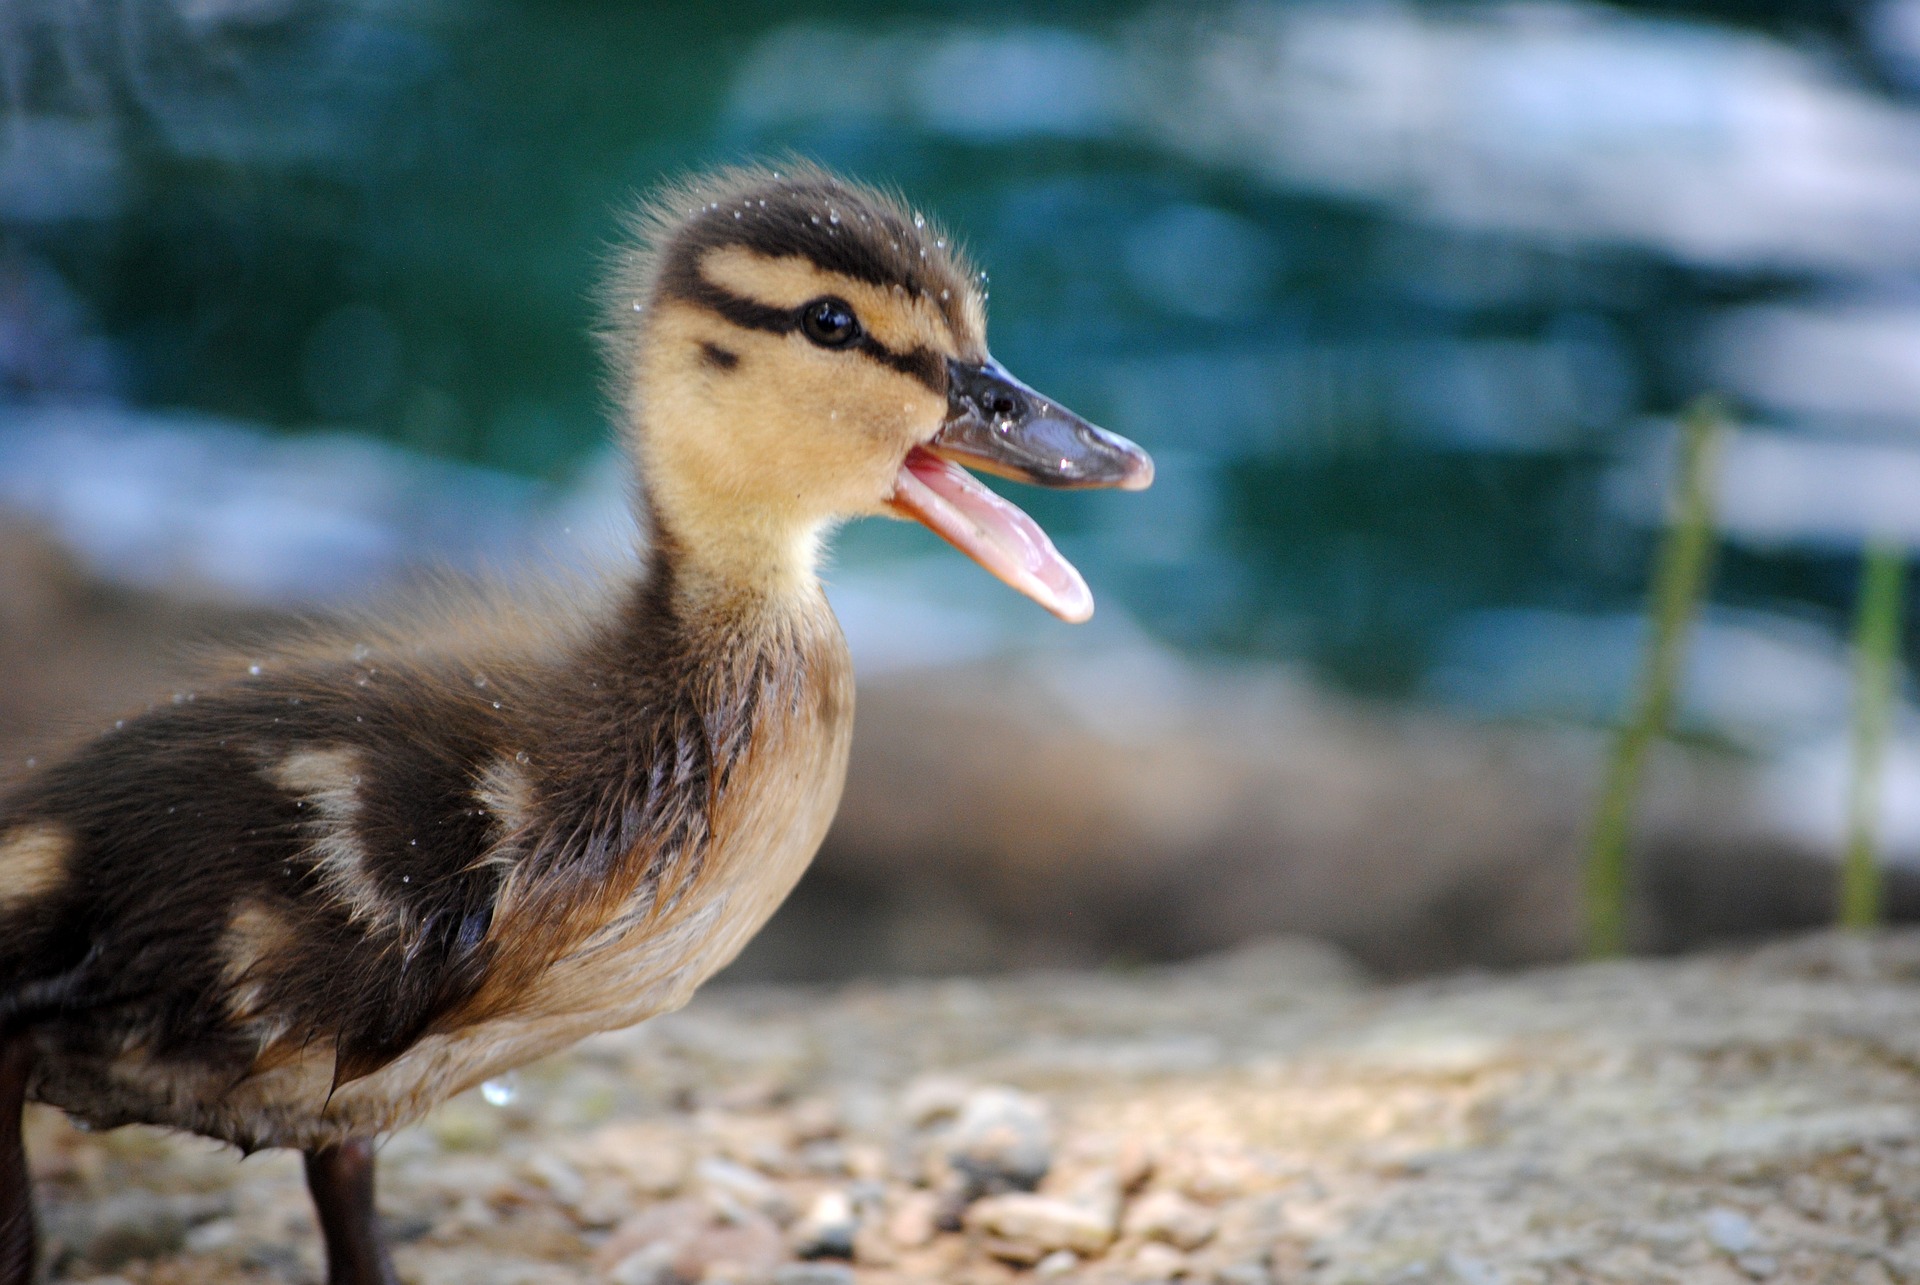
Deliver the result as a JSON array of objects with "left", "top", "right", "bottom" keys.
[{"left": 637, "top": 474, "right": 829, "bottom": 618}]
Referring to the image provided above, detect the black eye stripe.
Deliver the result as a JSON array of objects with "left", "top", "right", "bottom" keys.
[
  {"left": 855, "top": 336, "right": 943, "bottom": 389},
  {"left": 663, "top": 266, "right": 946, "bottom": 395}
]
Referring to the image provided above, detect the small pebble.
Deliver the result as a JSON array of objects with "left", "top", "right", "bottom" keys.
[
  {"left": 791, "top": 1188, "right": 858, "bottom": 1259},
  {"left": 608, "top": 1242, "right": 677, "bottom": 1285},
  {"left": 1131, "top": 1239, "right": 1188, "bottom": 1280},
  {"left": 774, "top": 1264, "right": 857, "bottom": 1285},
  {"left": 1123, "top": 1188, "right": 1217, "bottom": 1250},
  {"left": 1035, "top": 1248, "right": 1080, "bottom": 1277},
  {"left": 900, "top": 1075, "right": 972, "bottom": 1128},
  {"left": 698, "top": 1155, "right": 794, "bottom": 1224},
  {"left": 887, "top": 1190, "right": 940, "bottom": 1248},
  {"left": 948, "top": 1086, "right": 1053, "bottom": 1196},
  {"left": 1706, "top": 1207, "right": 1760, "bottom": 1255},
  {"left": 966, "top": 1192, "right": 1116, "bottom": 1262}
]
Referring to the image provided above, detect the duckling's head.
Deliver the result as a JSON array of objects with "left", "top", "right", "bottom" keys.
[{"left": 610, "top": 163, "right": 1150, "bottom": 621}]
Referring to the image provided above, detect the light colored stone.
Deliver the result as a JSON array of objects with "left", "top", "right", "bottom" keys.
[
  {"left": 1122, "top": 1189, "right": 1216, "bottom": 1250},
  {"left": 697, "top": 1155, "right": 795, "bottom": 1225},
  {"left": 595, "top": 1198, "right": 712, "bottom": 1276},
  {"left": 773, "top": 1264, "right": 855, "bottom": 1285},
  {"left": 967, "top": 1192, "right": 1117, "bottom": 1262},
  {"left": 676, "top": 1212, "right": 786, "bottom": 1284},
  {"left": 607, "top": 1241, "right": 677, "bottom": 1285},
  {"left": 1130, "top": 1240, "right": 1188, "bottom": 1280},
  {"left": 900, "top": 1075, "right": 973, "bottom": 1128},
  {"left": 789, "top": 1188, "right": 858, "bottom": 1259},
  {"left": 886, "top": 1190, "right": 940, "bottom": 1249},
  {"left": 1705, "top": 1207, "right": 1761, "bottom": 1254}
]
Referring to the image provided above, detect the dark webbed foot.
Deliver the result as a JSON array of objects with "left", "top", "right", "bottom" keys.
[
  {"left": 0, "top": 1033, "right": 32, "bottom": 1285},
  {"left": 305, "top": 1138, "right": 399, "bottom": 1285}
]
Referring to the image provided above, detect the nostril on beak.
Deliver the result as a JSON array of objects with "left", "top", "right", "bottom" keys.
[{"left": 986, "top": 393, "right": 1018, "bottom": 418}]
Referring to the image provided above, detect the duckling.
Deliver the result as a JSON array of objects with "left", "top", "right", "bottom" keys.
[{"left": 0, "top": 164, "right": 1150, "bottom": 1284}]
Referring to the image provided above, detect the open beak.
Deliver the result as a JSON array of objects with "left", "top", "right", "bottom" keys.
[{"left": 886, "top": 356, "right": 1154, "bottom": 623}]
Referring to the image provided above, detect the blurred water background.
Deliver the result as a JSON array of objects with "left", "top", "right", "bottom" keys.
[{"left": 8, "top": 0, "right": 1920, "bottom": 974}]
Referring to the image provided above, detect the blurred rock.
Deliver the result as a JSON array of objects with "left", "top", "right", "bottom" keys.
[
  {"left": 49, "top": 1189, "right": 228, "bottom": 1270},
  {"left": 771, "top": 1264, "right": 854, "bottom": 1285},
  {"left": 965, "top": 1191, "right": 1116, "bottom": 1262},
  {"left": 788, "top": 1188, "right": 857, "bottom": 1259},
  {"left": 946, "top": 1087, "right": 1053, "bottom": 1197},
  {"left": 1127, "top": 1239, "right": 1189, "bottom": 1280},
  {"left": 884, "top": 1190, "right": 939, "bottom": 1249},
  {"left": 696, "top": 1156, "right": 794, "bottom": 1226},
  {"left": 1122, "top": 1188, "right": 1216, "bottom": 1250},
  {"left": 596, "top": 1199, "right": 710, "bottom": 1281}
]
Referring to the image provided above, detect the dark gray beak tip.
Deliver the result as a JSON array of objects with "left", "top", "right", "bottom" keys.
[{"left": 1112, "top": 437, "right": 1155, "bottom": 491}]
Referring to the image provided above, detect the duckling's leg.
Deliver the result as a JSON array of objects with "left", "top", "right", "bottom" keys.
[
  {"left": 0, "top": 1033, "right": 33, "bottom": 1285},
  {"left": 304, "top": 1138, "right": 398, "bottom": 1285}
]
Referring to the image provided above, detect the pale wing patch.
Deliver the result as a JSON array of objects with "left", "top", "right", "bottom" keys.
[
  {"left": 473, "top": 754, "right": 533, "bottom": 869},
  {"left": 268, "top": 746, "right": 396, "bottom": 932},
  {"left": 701, "top": 246, "right": 957, "bottom": 357},
  {"left": 0, "top": 821, "right": 73, "bottom": 910},
  {"left": 221, "top": 899, "right": 295, "bottom": 1024}
]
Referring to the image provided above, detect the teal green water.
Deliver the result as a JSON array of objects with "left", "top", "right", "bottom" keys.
[{"left": 26, "top": 0, "right": 1897, "bottom": 699}]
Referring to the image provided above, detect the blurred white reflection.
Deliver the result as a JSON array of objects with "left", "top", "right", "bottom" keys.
[
  {"left": 1761, "top": 731, "right": 1920, "bottom": 866},
  {"left": 1152, "top": 2, "right": 1920, "bottom": 275},
  {"left": 1708, "top": 301, "right": 1920, "bottom": 427},
  {"left": 1428, "top": 606, "right": 1857, "bottom": 752},
  {"left": 0, "top": 404, "right": 540, "bottom": 603},
  {"left": 1612, "top": 424, "right": 1920, "bottom": 552}
]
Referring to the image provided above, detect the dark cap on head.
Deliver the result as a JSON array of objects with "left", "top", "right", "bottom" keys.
[{"left": 610, "top": 164, "right": 980, "bottom": 351}]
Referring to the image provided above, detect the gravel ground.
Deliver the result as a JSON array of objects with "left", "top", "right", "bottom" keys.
[{"left": 25, "top": 931, "right": 1920, "bottom": 1285}]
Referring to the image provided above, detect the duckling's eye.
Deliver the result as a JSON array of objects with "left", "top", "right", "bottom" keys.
[{"left": 800, "top": 297, "right": 861, "bottom": 349}]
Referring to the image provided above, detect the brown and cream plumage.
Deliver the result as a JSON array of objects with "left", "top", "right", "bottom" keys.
[{"left": 0, "top": 163, "right": 1151, "bottom": 1285}]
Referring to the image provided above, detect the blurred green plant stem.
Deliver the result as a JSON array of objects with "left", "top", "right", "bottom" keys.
[
  {"left": 1584, "top": 398, "right": 1725, "bottom": 958},
  {"left": 1843, "top": 539, "right": 1907, "bottom": 930}
]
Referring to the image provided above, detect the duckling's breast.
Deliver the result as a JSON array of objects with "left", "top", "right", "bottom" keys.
[{"left": 306, "top": 621, "right": 857, "bottom": 1140}]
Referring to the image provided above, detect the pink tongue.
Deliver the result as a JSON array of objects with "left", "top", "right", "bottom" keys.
[{"left": 886, "top": 447, "right": 1094, "bottom": 623}]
